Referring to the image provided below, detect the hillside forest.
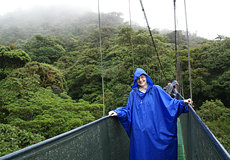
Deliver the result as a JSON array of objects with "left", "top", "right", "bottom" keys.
[{"left": 0, "top": 6, "right": 229, "bottom": 156}]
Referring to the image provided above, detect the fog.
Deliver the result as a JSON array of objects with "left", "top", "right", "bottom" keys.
[{"left": 1, "top": 0, "right": 230, "bottom": 40}]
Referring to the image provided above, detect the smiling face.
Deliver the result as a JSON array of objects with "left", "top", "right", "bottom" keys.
[{"left": 136, "top": 74, "right": 147, "bottom": 88}]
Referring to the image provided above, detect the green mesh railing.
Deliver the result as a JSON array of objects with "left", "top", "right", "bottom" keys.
[
  {"left": 0, "top": 116, "right": 129, "bottom": 160},
  {"left": 1, "top": 97, "right": 230, "bottom": 160},
  {"left": 178, "top": 94, "right": 230, "bottom": 160}
]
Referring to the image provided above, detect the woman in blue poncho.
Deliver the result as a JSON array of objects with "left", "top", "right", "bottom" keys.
[{"left": 109, "top": 68, "right": 191, "bottom": 160}]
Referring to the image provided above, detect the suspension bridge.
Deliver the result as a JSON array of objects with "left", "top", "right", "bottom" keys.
[{"left": 0, "top": 0, "right": 230, "bottom": 159}]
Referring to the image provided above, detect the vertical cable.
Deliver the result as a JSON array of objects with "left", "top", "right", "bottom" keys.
[
  {"left": 145, "top": 37, "right": 148, "bottom": 74},
  {"left": 98, "top": 0, "right": 105, "bottom": 116},
  {"left": 143, "top": 17, "right": 148, "bottom": 74},
  {"left": 128, "top": 0, "right": 135, "bottom": 73},
  {"left": 139, "top": 0, "right": 168, "bottom": 82},
  {"left": 180, "top": 62, "right": 184, "bottom": 97},
  {"left": 151, "top": 47, "right": 155, "bottom": 84},
  {"left": 174, "top": 0, "right": 178, "bottom": 81},
  {"left": 174, "top": 0, "right": 181, "bottom": 94},
  {"left": 184, "top": 0, "right": 192, "bottom": 101}
]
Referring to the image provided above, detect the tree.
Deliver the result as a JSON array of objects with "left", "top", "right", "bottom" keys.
[
  {"left": 180, "top": 38, "right": 230, "bottom": 108},
  {"left": 54, "top": 51, "right": 80, "bottom": 70},
  {"left": 23, "top": 35, "right": 65, "bottom": 64},
  {"left": 0, "top": 63, "right": 103, "bottom": 138},
  {"left": 215, "top": 34, "right": 226, "bottom": 41},
  {"left": 164, "top": 30, "right": 187, "bottom": 46},
  {"left": 0, "top": 123, "right": 45, "bottom": 157},
  {"left": 196, "top": 100, "right": 230, "bottom": 152},
  {"left": 0, "top": 45, "right": 31, "bottom": 81},
  {"left": 67, "top": 48, "right": 102, "bottom": 102}
]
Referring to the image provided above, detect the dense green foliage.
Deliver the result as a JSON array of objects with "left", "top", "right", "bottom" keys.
[
  {"left": 179, "top": 38, "right": 230, "bottom": 108},
  {"left": 197, "top": 100, "right": 230, "bottom": 152},
  {"left": 0, "top": 45, "right": 31, "bottom": 80},
  {"left": 0, "top": 6, "right": 229, "bottom": 156},
  {"left": 23, "top": 35, "right": 65, "bottom": 64},
  {"left": 0, "top": 123, "right": 45, "bottom": 157},
  {"left": 0, "top": 62, "right": 102, "bottom": 139}
]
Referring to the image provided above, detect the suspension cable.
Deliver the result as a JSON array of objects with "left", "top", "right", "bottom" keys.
[
  {"left": 145, "top": 37, "right": 148, "bottom": 74},
  {"left": 184, "top": 0, "right": 193, "bottom": 101},
  {"left": 139, "top": 0, "right": 168, "bottom": 82},
  {"left": 128, "top": 0, "right": 135, "bottom": 73},
  {"left": 173, "top": 0, "right": 182, "bottom": 94},
  {"left": 180, "top": 62, "right": 184, "bottom": 97},
  {"left": 174, "top": 0, "right": 179, "bottom": 82},
  {"left": 98, "top": 0, "right": 105, "bottom": 116}
]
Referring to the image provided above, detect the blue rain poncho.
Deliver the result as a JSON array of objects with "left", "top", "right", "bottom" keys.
[{"left": 114, "top": 68, "right": 188, "bottom": 160}]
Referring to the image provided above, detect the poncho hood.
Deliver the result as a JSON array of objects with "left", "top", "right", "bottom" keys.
[
  {"left": 131, "top": 68, "right": 154, "bottom": 89},
  {"left": 171, "top": 80, "right": 179, "bottom": 86}
]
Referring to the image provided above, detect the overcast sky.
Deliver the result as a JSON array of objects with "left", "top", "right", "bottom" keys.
[{"left": 1, "top": 0, "right": 229, "bottom": 40}]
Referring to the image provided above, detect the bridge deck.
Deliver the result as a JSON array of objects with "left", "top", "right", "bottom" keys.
[{"left": 177, "top": 118, "right": 186, "bottom": 160}]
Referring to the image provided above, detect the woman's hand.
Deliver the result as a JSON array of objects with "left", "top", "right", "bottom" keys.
[
  {"left": 184, "top": 98, "right": 192, "bottom": 105},
  {"left": 109, "top": 111, "right": 117, "bottom": 116}
]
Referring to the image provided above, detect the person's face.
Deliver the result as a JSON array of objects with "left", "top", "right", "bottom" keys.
[{"left": 136, "top": 74, "right": 147, "bottom": 87}]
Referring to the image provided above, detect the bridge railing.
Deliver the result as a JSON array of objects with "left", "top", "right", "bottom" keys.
[
  {"left": 1, "top": 94, "right": 230, "bottom": 160},
  {"left": 0, "top": 116, "right": 130, "bottom": 160},
  {"left": 178, "top": 94, "right": 230, "bottom": 160}
]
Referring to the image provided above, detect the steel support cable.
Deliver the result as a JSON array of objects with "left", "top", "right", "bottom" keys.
[
  {"left": 143, "top": 18, "right": 149, "bottom": 74},
  {"left": 139, "top": 0, "right": 168, "bottom": 82},
  {"left": 98, "top": 0, "right": 105, "bottom": 116},
  {"left": 151, "top": 48, "right": 156, "bottom": 84},
  {"left": 145, "top": 37, "right": 148, "bottom": 74},
  {"left": 152, "top": 55, "right": 155, "bottom": 83},
  {"left": 174, "top": 0, "right": 179, "bottom": 82},
  {"left": 128, "top": 0, "right": 135, "bottom": 73},
  {"left": 180, "top": 63, "right": 184, "bottom": 97},
  {"left": 173, "top": 0, "right": 182, "bottom": 94},
  {"left": 142, "top": 18, "right": 149, "bottom": 75},
  {"left": 184, "top": 0, "right": 193, "bottom": 102}
]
